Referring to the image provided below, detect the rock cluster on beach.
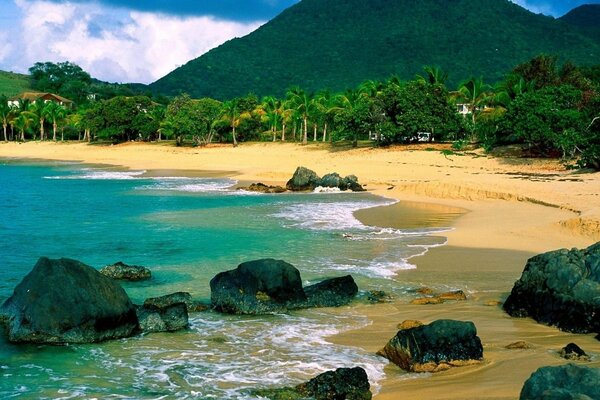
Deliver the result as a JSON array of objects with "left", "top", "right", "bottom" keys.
[
  {"left": 503, "top": 241, "right": 600, "bottom": 337},
  {"left": 253, "top": 366, "right": 372, "bottom": 400},
  {"left": 0, "top": 257, "right": 193, "bottom": 344},
  {"left": 520, "top": 364, "right": 600, "bottom": 400},
  {"left": 377, "top": 319, "right": 484, "bottom": 372},
  {"left": 210, "top": 258, "right": 358, "bottom": 314},
  {"left": 286, "top": 166, "right": 366, "bottom": 192},
  {"left": 100, "top": 261, "right": 152, "bottom": 281}
]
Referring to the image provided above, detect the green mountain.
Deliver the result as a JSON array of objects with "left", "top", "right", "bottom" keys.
[
  {"left": 0, "top": 71, "right": 31, "bottom": 97},
  {"left": 151, "top": 0, "right": 600, "bottom": 100},
  {"left": 559, "top": 4, "right": 600, "bottom": 29}
]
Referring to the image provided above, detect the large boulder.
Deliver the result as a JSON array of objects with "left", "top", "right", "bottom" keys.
[
  {"left": 0, "top": 257, "right": 138, "bottom": 344},
  {"left": 503, "top": 242, "right": 600, "bottom": 336},
  {"left": 100, "top": 261, "right": 151, "bottom": 281},
  {"left": 304, "top": 275, "right": 358, "bottom": 307},
  {"left": 210, "top": 259, "right": 359, "bottom": 314},
  {"left": 210, "top": 259, "right": 307, "bottom": 314},
  {"left": 286, "top": 166, "right": 322, "bottom": 191},
  {"left": 341, "top": 175, "right": 366, "bottom": 192},
  {"left": 520, "top": 364, "right": 600, "bottom": 400},
  {"left": 378, "top": 319, "right": 483, "bottom": 372},
  {"left": 143, "top": 291, "right": 207, "bottom": 312},
  {"left": 254, "top": 367, "right": 372, "bottom": 400},
  {"left": 320, "top": 172, "right": 342, "bottom": 188}
]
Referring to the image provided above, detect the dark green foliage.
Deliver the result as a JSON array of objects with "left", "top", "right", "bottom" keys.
[
  {"left": 29, "top": 62, "right": 92, "bottom": 104},
  {"left": 165, "top": 94, "right": 222, "bottom": 144},
  {"left": 150, "top": 0, "right": 600, "bottom": 100}
]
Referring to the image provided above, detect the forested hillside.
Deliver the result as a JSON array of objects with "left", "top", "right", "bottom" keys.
[{"left": 151, "top": 0, "right": 600, "bottom": 100}]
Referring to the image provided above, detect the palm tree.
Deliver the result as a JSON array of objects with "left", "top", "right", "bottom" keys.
[
  {"left": 452, "top": 77, "right": 493, "bottom": 125},
  {"left": 261, "top": 96, "right": 281, "bottom": 142},
  {"left": 28, "top": 99, "right": 51, "bottom": 141},
  {"left": 314, "top": 90, "right": 338, "bottom": 142},
  {"left": 44, "top": 102, "right": 68, "bottom": 141},
  {"left": 278, "top": 99, "right": 294, "bottom": 142},
  {"left": 416, "top": 65, "right": 448, "bottom": 85},
  {"left": 221, "top": 100, "right": 240, "bottom": 147},
  {"left": 0, "top": 97, "right": 14, "bottom": 142},
  {"left": 14, "top": 113, "right": 33, "bottom": 141},
  {"left": 286, "top": 87, "right": 312, "bottom": 145},
  {"left": 336, "top": 89, "right": 364, "bottom": 147}
]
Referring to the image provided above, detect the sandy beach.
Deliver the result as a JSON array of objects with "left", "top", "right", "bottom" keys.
[{"left": 1, "top": 140, "right": 599, "bottom": 398}]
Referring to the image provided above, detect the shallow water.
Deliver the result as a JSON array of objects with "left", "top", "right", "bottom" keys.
[{"left": 0, "top": 162, "right": 450, "bottom": 399}]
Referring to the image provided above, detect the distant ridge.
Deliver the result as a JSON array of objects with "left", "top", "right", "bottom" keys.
[
  {"left": 559, "top": 4, "right": 600, "bottom": 29},
  {"left": 150, "top": 0, "right": 600, "bottom": 100}
]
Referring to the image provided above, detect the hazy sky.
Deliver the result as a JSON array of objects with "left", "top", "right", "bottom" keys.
[{"left": 0, "top": 0, "right": 597, "bottom": 84}]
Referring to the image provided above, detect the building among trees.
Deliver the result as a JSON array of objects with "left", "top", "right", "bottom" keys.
[{"left": 8, "top": 92, "right": 73, "bottom": 108}]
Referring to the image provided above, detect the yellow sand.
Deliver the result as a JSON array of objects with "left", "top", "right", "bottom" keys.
[{"left": 1, "top": 141, "right": 599, "bottom": 398}]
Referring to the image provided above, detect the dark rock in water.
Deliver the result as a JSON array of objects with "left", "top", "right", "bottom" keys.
[
  {"left": 136, "top": 302, "right": 188, "bottom": 333},
  {"left": 559, "top": 343, "right": 590, "bottom": 361},
  {"left": 254, "top": 367, "right": 372, "bottom": 400},
  {"left": 286, "top": 166, "right": 322, "bottom": 191},
  {"left": 242, "top": 183, "right": 287, "bottom": 193},
  {"left": 520, "top": 364, "right": 600, "bottom": 400},
  {"left": 0, "top": 257, "right": 138, "bottom": 344},
  {"left": 342, "top": 175, "right": 366, "bottom": 192},
  {"left": 143, "top": 292, "right": 208, "bottom": 313},
  {"left": 100, "top": 261, "right": 151, "bottom": 281},
  {"left": 320, "top": 172, "right": 342, "bottom": 188},
  {"left": 378, "top": 319, "right": 483, "bottom": 372},
  {"left": 304, "top": 275, "right": 358, "bottom": 308},
  {"left": 503, "top": 242, "right": 600, "bottom": 336},
  {"left": 210, "top": 259, "right": 359, "bottom": 314},
  {"left": 210, "top": 259, "right": 306, "bottom": 314},
  {"left": 366, "top": 290, "right": 392, "bottom": 303}
]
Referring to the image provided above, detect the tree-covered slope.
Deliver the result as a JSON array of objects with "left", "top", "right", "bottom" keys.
[
  {"left": 559, "top": 4, "right": 600, "bottom": 29},
  {"left": 151, "top": 0, "right": 600, "bottom": 100}
]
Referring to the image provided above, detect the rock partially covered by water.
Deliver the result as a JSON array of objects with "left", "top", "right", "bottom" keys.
[
  {"left": 254, "top": 367, "right": 372, "bottom": 400},
  {"left": 210, "top": 259, "right": 307, "bottom": 314},
  {"left": 144, "top": 292, "right": 208, "bottom": 313},
  {"left": 241, "top": 183, "right": 287, "bottom": 193},
  {"left": 0, "top": 257, "right": 138, "bottom": 344},
  {"left": 378, "top": 319, "right": 483, "bottom": 372},
  {"left": 210, "top": 259, "right": 358, "bottom": 314},
  {"left": 520, "top": 364, "right": 600, "bottom": 400},
  {"left": 503, "top": 242, "right": 600, "bottom": 336},
  {"left": 559, "top": 343, "right": 590, "bottom": 361},
  {"left": 304, "top": 275, "right": 358, "bottom": 307},
  {"left": 286, "top": 166, "right": 322, "bottom": 191},
  {"left": 137, "top": 292, "right": 191, "bottom": 333},
  {"left": 100, "top": 261, "right": 151, "bottom": 281},
  {"left": 286, "top": 166, "right": 366, "bottom": 192}
]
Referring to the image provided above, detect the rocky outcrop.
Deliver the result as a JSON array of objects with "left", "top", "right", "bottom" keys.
[
  {"left": 411, "top": 288, "right": 467, "bottom": 305},
  {"left": 286, "top": 166, "right": 366, "bottom": 192},
  {"left": 100, "top": 261, "right": 151, "bottom": 281},
  {"left": 503, "top": 242, "right": 600, "bottom": 336},
  {"left": 0, "top": 257, "right": 138, "bottom": 344},
  {"left": 520, "top": 364, "right": 600, "bottom": 400},
  {"left": 254, "top": 367, "right": 372, "bottom": 400},
  {"left": 210, "top": 259, "right": 358, "bottom": 314},
  {"left": 136, "top": 292, "right": 193, "bottom": 333},
  {"left": 378, "top": 319, "right": 483, "bottom": 372},
  {"left": 240, "top": 183, "right": 287, "bottom": 193}
]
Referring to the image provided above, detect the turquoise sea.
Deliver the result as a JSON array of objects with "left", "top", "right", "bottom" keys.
[{"left": 0, "top": 161, "right": 449, "bottom": 399}]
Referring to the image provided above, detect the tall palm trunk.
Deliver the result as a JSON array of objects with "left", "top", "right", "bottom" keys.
[
  {"left": 322, "top": 123, "right": 327, "bottom": 142},
  {"left": 39, "top": 118, "right": 45, "bottom": 141},
  {"left": 313, "top": 124, "right": 317, "bottom": 141},
  {"left": 282, "top": 123, "right": 286, "bottom": 141},
  {"left": 52, "top": 121, "right": 58, "bottom": 141},
  {"left": 232, "top": 123, "right": 238, "bottom": 147},
  {"left": 2, "top": 122, "right": 7, "bottom": 142},
  {"left": 302, "top": 117, "right": 308, "bottom": 145},
  {"left": 272, "top": 126, "right": 276, "bottom": 142}
]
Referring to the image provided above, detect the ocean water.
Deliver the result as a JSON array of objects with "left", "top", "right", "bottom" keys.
[{"left": 0, "top": 161, "right": 448, "bottom": 399}]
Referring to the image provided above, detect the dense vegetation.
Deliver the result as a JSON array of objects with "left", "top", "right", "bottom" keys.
[
  {"left": 2, "top": 56, "right": 599, "bottom": 169},
  {"left": 151, "top": 0, "right": 600, "bottom": 100}
]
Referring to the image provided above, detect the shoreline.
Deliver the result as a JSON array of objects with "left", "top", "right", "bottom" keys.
[{"left": 1, "top": 141, "right": 599, "bottom": 398}]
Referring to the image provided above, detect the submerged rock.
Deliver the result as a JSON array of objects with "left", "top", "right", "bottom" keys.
[
  {"left": 0, "top": 257, "right": 138, "bottom": 344},
  {"left": 378, "top": 319, "right": 483, "bottom": 372},
  {"left": 254, "top": 367, "right": 372, "bottom": 400},
  {"left": 520, "top": 364, "right": 600, "bottom": 400},
  {"left": 210, "top": 259, "right": 359, "bottom": 314},
  {"left": 143, "top": 292, "right": 208, "bottom": 313},
  {"left": 503, "top": 242, "right": 600, "bottom": 336},
  {"left": 100, "top": 261, "right": 151, "bottom": 281},
  {"left": 136, "top": 303, "right": 188, "bottom": 333},
  {"left": 241, "top": 183, "right": 287, "bottom": 193}
]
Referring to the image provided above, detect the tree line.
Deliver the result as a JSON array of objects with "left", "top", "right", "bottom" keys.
[{"left": 1, "top": 56, "right": 599, "bottom": 169}]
